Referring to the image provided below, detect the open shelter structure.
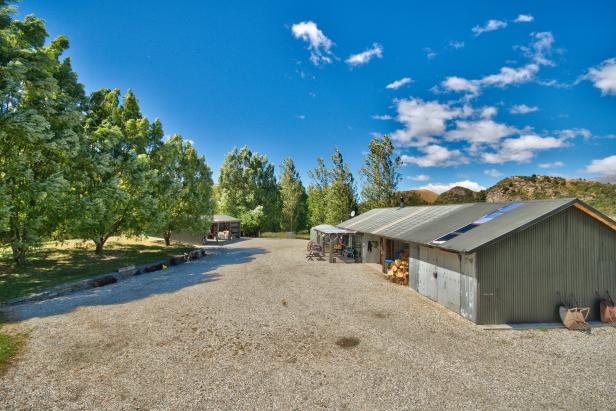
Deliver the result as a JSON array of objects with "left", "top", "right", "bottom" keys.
[
  {"left": 209, "top": 214, "right": 241, "bottom": 240},
  {"left": 310, "top": 224, "right": 358, "bottom": 263}
]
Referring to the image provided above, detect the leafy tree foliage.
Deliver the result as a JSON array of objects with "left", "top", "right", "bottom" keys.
[
  {"left": 240, "top": 205, "right": 264, "bottom": 236},
  {"left": 0, "top": 3, "right": 86, "bottom": 264},
  {"left": 69, "top": 89, "right": 161, "bottom": 254},
  {"left": 279, "top": 158, "right": 307, "bottom": 232},
  {"left": 218, "top": 146, "right": 281, "bottom": 233},
  {"left": 149, "top": 134, "right": 215, "bottom": 245},
  {"left": 307, "top": 148, "right": 357, "bottom": 227},
  {"left": 326, "top": 148, "right": 357, "bottom": 224},
  {"left": 307, "top": 157, "right": 330, "bottom": 227},
  {"left": 360, "top": 135, "right": 401, "bottom": 210}
]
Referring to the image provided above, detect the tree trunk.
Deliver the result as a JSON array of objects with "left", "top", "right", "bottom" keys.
[
  {"left": 163, "top": 231, "right": 171, "bottom": 246},
  {"left": 10, "top": 215, "right": 27, "bottom": 266},
  {"left": 94, "top": 236, "right": 107, "bottom": 256},
  {"left": 11, "top": 244, "right": 26, "bottom": 267}
]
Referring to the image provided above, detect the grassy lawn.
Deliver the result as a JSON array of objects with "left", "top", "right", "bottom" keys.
[
  {"left": 260, "top": 231, "right": 310, "bottom": 240},
  {"left": 0, "top": 236, "right": 195, "bottom": 303},
  {"left": 0, "top": 322, "right": 25, "bottom": 371}
]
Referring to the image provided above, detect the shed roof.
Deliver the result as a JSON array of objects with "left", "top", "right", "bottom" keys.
[
  {"left": 338, "top": 198, "right": 615, "bottom": 253},
  {"left": 212, "top": 214, "right": 241, "bottom": 223},
  {"left": 311, "top": 224, "right": 356, "bottom": 234}
]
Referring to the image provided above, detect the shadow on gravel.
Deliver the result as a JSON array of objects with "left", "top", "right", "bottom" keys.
[{"left": 5, "top": 246, "right": 266, "bottom": 322}]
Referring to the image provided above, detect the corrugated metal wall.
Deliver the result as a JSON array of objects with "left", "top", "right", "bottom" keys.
[
  {"left": 477, "top": 207, "right": 616, "bottom": 324},
  {"left": 409, "top": 244, "right": 478, "bottom": 322}
]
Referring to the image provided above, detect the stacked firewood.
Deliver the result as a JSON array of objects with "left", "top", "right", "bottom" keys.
[{"left": 386, "top": 250, "right": 410, "bottom": 285}]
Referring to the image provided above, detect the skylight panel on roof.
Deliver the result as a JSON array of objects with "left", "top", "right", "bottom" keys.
[{"left": 431, "top": 202, "right": 524, "bottom": 245}]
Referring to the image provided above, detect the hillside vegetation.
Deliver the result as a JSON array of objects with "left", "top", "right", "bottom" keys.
[
  {"left": 399, "top": 189, "right": 438, "bottom": 205},
  {"left": 401, "top": 175, "right": 616, "bottom": 218},
  {"left": 486, "top": 176, "right": 616, "bottom": 217},
  {"left": 435, "top": 186, "right": 486, "bottom": 204}
]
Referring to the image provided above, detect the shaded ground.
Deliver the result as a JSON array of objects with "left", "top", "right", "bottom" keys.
[
  {"left": 1, "top": 238, "right": 615, "bottom": 409},
  {"left": 0, "top": 237, "right": 194, "bottom": 302}
]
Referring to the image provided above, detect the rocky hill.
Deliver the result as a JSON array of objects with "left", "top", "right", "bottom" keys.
[
  {"left": 486, "top": 175, "right": 616, "bottom": 217},
  {"left": 435, "top": 186, "right": 486, "bottom": 204},
  {"left": 398, "top": 175, "right": 616, "bottom": 217}
]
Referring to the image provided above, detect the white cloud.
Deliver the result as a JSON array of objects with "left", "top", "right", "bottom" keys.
[
  {"left": 510, "top": 104, "right": 539, "bottom": 114},
  {"left": 441, "top": 76, "right": 480, "bottom": 96},
  {"left": 442, "top": 33, "right": 555, "bottom": 98},
  {"left": 419, "top": 180, "right": 485, "bottom": 194},
  {"left": 472, "top": 19, "right": 507, "bottom": 36},
  {"left": 585, "top": 58, "right": 616, "bottom": 96},
  {"left": 480, "top": 106, "right": 498, "bottom": 118},
  {"left": 538, "top": 161, "right": 564, "bottom": 169},
  {"left": 408, "top": 174, "right": 430, "bottom": 181},
  {"left": 585, "top": 155, "right": 616, "bottom": 175},
  {"left": 400, "top": 144, "right": 468, "bottom": 167},
  {"left": 423, "top": 47, "right": 437, "bottom": 60},
  {"left": 557, "top": 128, "right": 591, "bottom": 140},
  {"left": 514, "top": 14, "right": 534, "bottom": 23},
  {"left": 450, "top": 41, "right": 465, "bottom": 49},
  {"left": 391, "top": 98, "right": 461, "bottom": 147},
  {"left": 525, "top": 32, "right": 555, "bottom": 66},
  {"left": 296, "top": 114, "right": 306, "bottom": 120},
  {"left": 447, "top": 118, "right": 517, "bottom": 152},
  {"left": 346, "top": 43, "right": 383, "bottom": 66},
  {"left": 386, "top": 77, "right": 413, "bottom": 90},
  {"left": 442, "top": 64, "right": 539, "bottom": 97},
  {"left": 372, "top": 114, "right": 392, "bottom": 120},
  {"left": 484, "top": 168, "right": 503, "bottom": 177},
  {"left": 291, "top": 21, "right": 334, "bottom": 66},
  {"left": 482, "top": 134, "right": 566, "bottom": 164},
  {"left": 481, "top": 63, "right": 540, "bottom": 87}
]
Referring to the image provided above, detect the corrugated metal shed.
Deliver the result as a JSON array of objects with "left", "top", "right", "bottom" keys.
[
  {"left": 337, "top": 198, "right": 610, "bottom": 253},
  {"left": 476, "top": 206, "right": 616, "bottom": 323}
]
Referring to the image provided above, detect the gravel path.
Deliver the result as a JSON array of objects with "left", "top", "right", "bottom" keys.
[{"left": 1, "top": 238, "right": 615, "bottom": 409}]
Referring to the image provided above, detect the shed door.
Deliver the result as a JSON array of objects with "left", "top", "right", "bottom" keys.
[
  {"left": 418, "top": 247, "right": 438, "bottom": 301},
  {"left": 436, "top": 251, "right": 461, "bottom": 312}
]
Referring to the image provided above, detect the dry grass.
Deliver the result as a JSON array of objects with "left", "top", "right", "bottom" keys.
[{"left": 0, "top": 236, "right": 194, "bottom": 302}]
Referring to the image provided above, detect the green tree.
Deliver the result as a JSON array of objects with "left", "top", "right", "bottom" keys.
[
  {"left": 0, "top": 4, "right": 86, "bottom": 264},
  {"left": 240, "top": 205, "right": 264, "bottom": 237},
  {"left": 149, "top": 134, "right": 215, "bottom": 245},
  {"left": 326, "top": 148, "right": 357, "bottom": 224},
  {"left": 70, "top": 89, "right": 161, "bottom": 254},
  {"left": 360, "top": 135, "right": 401, "bottom": 209},
  {"left": 279, "top": 158, "right": 307, "bottom": 232},
  {"left": 218, "top": 146, "right": 281, "bottom": 233},
  {"left": 307, "top": 157, "right": 330, "bottom": 227}
]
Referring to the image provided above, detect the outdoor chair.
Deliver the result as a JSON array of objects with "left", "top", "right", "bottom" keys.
[
  {"left": 306, "top": 243, "right": 323, "bottom": 261},
  {"left": 344, "top": 247, "right": 356, "bottom": 261}
]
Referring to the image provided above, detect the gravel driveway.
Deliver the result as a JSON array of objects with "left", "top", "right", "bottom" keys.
[{"left": 1, "top": 238, "right": 615, "bottom": 409}]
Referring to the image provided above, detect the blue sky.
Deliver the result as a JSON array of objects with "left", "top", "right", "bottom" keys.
[{"left": 20, "top": 0, "right": 616, "bottom": 193}]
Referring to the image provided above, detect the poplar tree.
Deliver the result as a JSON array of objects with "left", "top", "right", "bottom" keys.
[
  {"left": 279, "top": 158, "right": 307, "bottom": 232},
  {"left": 325, "top": 148, "right": 357, "bottom": 224},
  {"left": 307, "top": 157, "right": 330, "bottom": 227},
  {"left": 360, "top": 135, "right": 401, "bottom": 209}
]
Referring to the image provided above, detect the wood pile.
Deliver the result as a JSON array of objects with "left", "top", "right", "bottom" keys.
[{"left": 386, "top": 250, "right": 409, "bottom": 285}]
